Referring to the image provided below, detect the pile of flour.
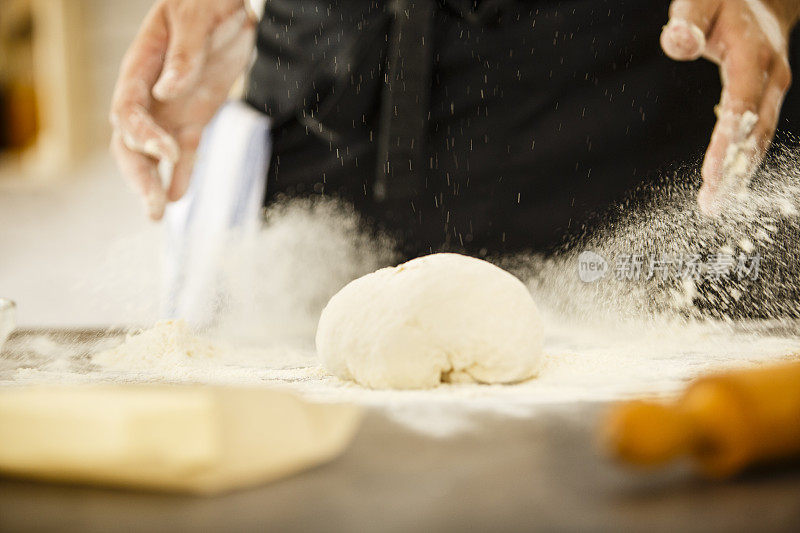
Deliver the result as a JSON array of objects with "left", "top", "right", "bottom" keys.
[{"left": 92, "top": 320, "right": 221, "bottom": 372}]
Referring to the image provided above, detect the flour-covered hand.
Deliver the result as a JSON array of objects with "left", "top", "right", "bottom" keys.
[
  {"left": 661, "top": 0, "right": 799, "bottom": 214},
  {"left": 109, "top": 0, "right": 257, "bottom": 220}
]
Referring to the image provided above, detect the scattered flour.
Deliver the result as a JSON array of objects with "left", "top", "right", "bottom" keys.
[
  {"left": 4, "top": 316, "right": 799, "bottom": 440},
  {"left": 6, "top": 154, "right": 800, "bottom": 437},
  {"left": 209, "top": 198, "right": 398, "bottom": 349}
]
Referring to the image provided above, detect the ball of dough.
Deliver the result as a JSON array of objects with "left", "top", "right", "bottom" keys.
[{"left": 316, "top": 253, "right": 544, "bottom": 389}]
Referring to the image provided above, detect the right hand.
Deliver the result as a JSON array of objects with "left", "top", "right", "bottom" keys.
[
  {"left": 110, "top": 0, "right": 257, "bottom": 220},
  {"left": 660, "top": 0, "right": 798, "bottom": 215}
]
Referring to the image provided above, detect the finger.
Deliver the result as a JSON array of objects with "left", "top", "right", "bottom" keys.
[
  {"left": 110, "top": 5, "right": 168, "bottom": 125},
  {"left": 661, "top": 0, "right": 719, "bottom": 61},
  {"left": 152, "top": 8, "right": 213, "bottom": 101},
  {"left": 697, "top": 43, "right": 769, "bottom": 213},
  {"left": 166, "top": 127, "right": 203, "bottom": 201},
  {"left": 696, "top": 109, "right": 757, "bottom": 214},
  {"left": 167, "top": 154, "right": 197, "bottom": 202},
  {"left": 115, "top": 105, "right": 180, "bottom": 163},
  {"left": 698, "top": 110, "right": 760, "bottom": 214},
  {"left": 209, "top": 8, "right": 254, "bottom": 51},
  {"left": 111, "top": 132, "right": 168, "bottom": 221},
  {"left": 752, "top": 59, "right": 791, "bottom": 155},
  {"left": 110, "top": 5, "right": 179, "bottom": 164},
  {"left": 243, "top": 0, "right": 264, "bottom": 22}
]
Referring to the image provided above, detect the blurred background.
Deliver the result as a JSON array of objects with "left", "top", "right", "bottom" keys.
[
  {"left": 0, "top": 0, "right": 161, "bottom": 327},
  {"left": 0, "top": 0, "right": 157, "bottom": 171}
]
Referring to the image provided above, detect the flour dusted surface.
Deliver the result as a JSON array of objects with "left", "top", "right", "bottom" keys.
[{"left": 92, "top": 320, "right": 220, "bottom": 373}]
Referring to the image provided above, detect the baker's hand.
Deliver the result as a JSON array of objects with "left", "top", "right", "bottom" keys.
[
  {"left": 661, "top": 0, "right": 799, "bottom": 214},
  {"left": 110, "top": 0, "right": 257, "bottom": 220}
]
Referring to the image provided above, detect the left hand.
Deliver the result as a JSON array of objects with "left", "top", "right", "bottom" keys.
[
  {"left": 109, "top": 0, "right": 256, "bottom": 221},
  {"left": 660, "top": 0, "right": 799, "bottom": 214}
]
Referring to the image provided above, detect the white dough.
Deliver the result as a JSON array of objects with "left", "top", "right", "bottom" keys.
[{"left": 316, "top": 253, "right": 544, "bottom": 389}]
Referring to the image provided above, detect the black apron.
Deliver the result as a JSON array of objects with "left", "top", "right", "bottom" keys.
[{"left": 245, "top": 0, "right": 800, "bottom": 258}]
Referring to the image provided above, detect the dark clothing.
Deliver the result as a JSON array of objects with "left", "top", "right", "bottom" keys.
[{"left": 245, "top": 0, "right": 800, "bottom": 257}]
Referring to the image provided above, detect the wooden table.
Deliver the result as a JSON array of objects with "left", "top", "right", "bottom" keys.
[
  {"left": 1, "top": 404, "right": 799, "bottom": 532},
  {"left": 2, "top": 330, "right": 800, "bottom": 531}
]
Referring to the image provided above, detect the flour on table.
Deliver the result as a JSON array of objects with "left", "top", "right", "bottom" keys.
[
  {"left": 92, "top": 320, "right": 220, "bottom": 373},
  {"left": 8, "top": 168, "right": 800, "bottom": 439},
  {"left": 5, "top": 315, "right": 800, "bottom": 439}
]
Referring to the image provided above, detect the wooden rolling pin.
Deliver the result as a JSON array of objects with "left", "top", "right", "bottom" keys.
[{"left": 604, "top": 361, "right": 800, "bottom": 477}]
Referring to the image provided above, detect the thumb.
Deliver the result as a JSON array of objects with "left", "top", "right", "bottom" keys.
[
  {"left": 661, "top": 0, "right": 719, "bottom": 61},
  {"left": 152, "top": 10, "right": 212, "bottom": 101}
]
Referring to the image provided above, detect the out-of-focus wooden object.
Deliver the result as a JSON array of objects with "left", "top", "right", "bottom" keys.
[
  {"left": 0, "top": 385, "right": 362, "bottom": 494},
  {"left": 28, "top": 0, "right": 90, "bottom": 170},
  {"left": 604, "top": 361, "right": 800, "bottom": 477},
  {"left": 0, "top": 0, "right": 38, "bottom": 151}
]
